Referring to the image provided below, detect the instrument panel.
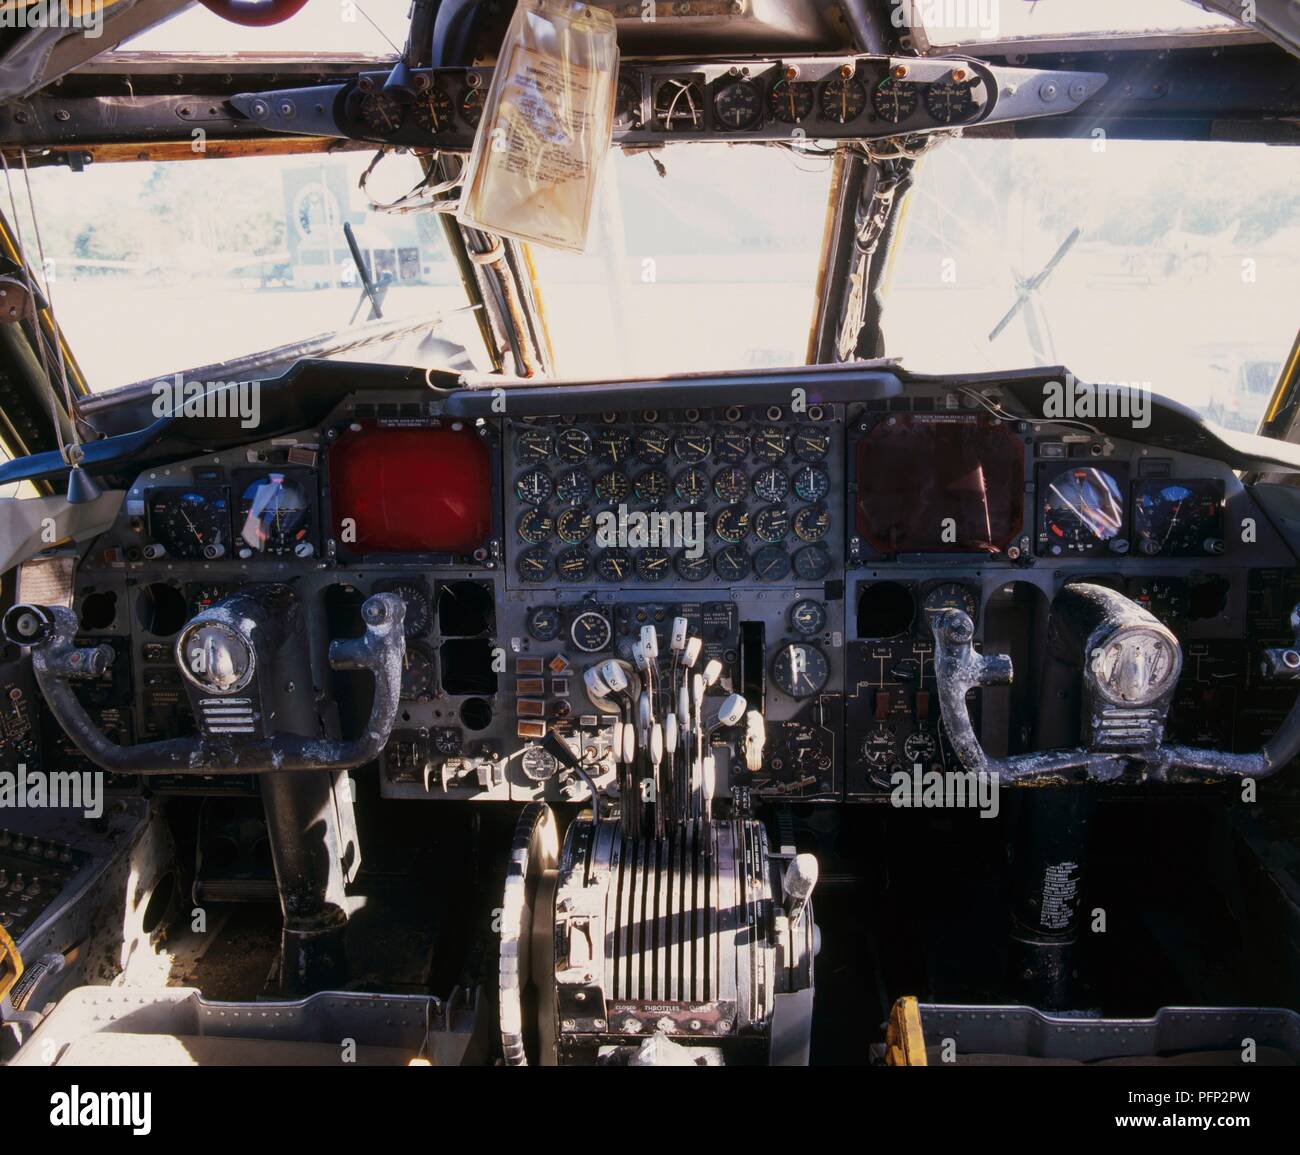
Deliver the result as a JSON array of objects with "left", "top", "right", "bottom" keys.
[{"left": 43, "top": 379, "right": 1300, "bottom": 809}]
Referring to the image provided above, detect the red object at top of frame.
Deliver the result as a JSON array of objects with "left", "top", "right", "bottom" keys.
[{"left": 329, "top": 423, "right": 493, "bottom": 555}]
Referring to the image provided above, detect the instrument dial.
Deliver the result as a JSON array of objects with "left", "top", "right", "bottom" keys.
[
  {"left": 793, "top": 465, "right": 830, "bottom": 502},
  {"left": 615, "top": 74, "right": 643, "bottom": 129},
  {"left": 872, "top": 77, "right": 920, "bottom": 124},
  {"left": 571, "top": 610, "right": 613, "bottom": 653},
  {"left": 673, "top": 431, "right": 712, "bottom": 463},
  {"left": 713, "top": 467, "right": 750, "bottom": 504},
  {"left": 521, "top": 745, "right": 559, "bottom": 782},
  {"left": 555, "top": 467, "right": 592, "bottom": 506},
  {"left": 636, "top": 548, "right": 672, "bottom": 582},
  {"left": 793, "top": 428, "right": 830, "bottom": 461},
  {"left": 596, "top": 548, "right": 633, "bottom": 583},
  {"left": 790, "top": 599, "right": 826, "bottom": 636},
  {"left": 714, "top": 507, "right": 752, "bottom": 543},
  {"left": 556, "top": 508, "right": 594, "bottom": 544},
  {"left": 238, "top": 474, "right": 311, "bottom": 555},
  {"left": 517, "top": 509, "right": 553, "bottom": 544},
  {"left": 924, "top": 77, "right": 979, "bottom": 124},
  {"left": 753, "top": 426, "right": 788, "bottom": 461},
  {"left": 401, "top": 644, "right": 436, "bottom": 701},
  {"left": 754, "top": 506, "right": 791, "bottom": 542},
  {"left": 793, "top": 545, "right": 831, "bottom": 580},
  {"left": 715, "top": 430, "right": 751, "bottom": 463},
  {"left": 1133, "top": 480, "right": 1224, "bottom": 556},
  {"left": 382, "top": 580, "right": 433, "bottom": 637},
  {"left": 714, "top": 544, "right": 750, "bottom": 581},
  {"left": 675, "top": 550, "right": 711, "bottom": 581},
  {"left": 556, "top": 546, "right": 591, "bottom": 582},
  {"left": 754, "top": 467, "right": 789, "bottom": 502},
  {"left": 516, "top": 547, "right": 553, "bottom": 582},
  {"left": 556, "top": 427, "right": 592, "bottom": 463},
  {"left": 359, "top": 92, "right": 403, "bottom": 134},
  {"left": 594, "top": 429, "right": 633, "bottom": 465},
  {"left": 793, "top": 503, "right": 830, "bottom": 542},
  {"left": 713, "top": 78, "right": 763, "bottom": 130},
  {"left": 460, "top": 85, "right": 484, "bottom": 127},
  {"left": 772, "top": 642, "right": 829, "bottom": 699},
  {"left": 147, "top": 487, "right": 229, "bottom": 560},
  {"left": 595, "top": 470, "right": 631, "bottom": 504},
  {"left": 635, "top": 467, "right": 670, "bottom": 503},
  {"left": 675, "top": 467, "right": 710, "bottom": 505},
  {"left": 1041, "top": 467, "right": 1124, "bottom": 554},
  {"left": 752, "top": 544, "right": 792, "bottom": 581},
  {"left": 820, "top": 76, "right": 867, "bottom": 124},
  {"left": 188, "top": 582, "right": 233, "bottom": 615},
  {"left": 516, "top": 428, "right": 553, "bottom": 464},
  {"left": 414, "top": 84, "right": 455, "bottom": 133},
  {"left": 527, "top": 606, "right": 562, "bottom": 641},
  {"left": 515, "top": 469, "right": 553, "bottom": 505},
  {"left": 768, "top": 78, "right": 815, "bottom": 124},
  {"left": 636, "top": 429, "right": 670, "bottom": 462},
  {"left": 1131, "top": 577, "right": 1191, "bottom": 627},
  {"left": 861, "top": 723, "right": 894, "bottom": 766},
  {"left": 904, "top": 728, "right": 939, "bottom": 764},
  {"left": 921, "top": 582, "right": 979, "bottom": 633}
]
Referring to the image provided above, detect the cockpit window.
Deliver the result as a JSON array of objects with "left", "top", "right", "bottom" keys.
[
  {"left": 529, "top": 144, "right": 834, "bottom": 378},
  {"left": 881, "top": 136, "right": 1299, "bottom": 432},
  {"left": 18, "top": 151, "right": 488, "bottom": 392}
]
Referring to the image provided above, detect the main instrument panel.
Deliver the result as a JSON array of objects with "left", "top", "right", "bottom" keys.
[{"left": 24, "top": 377, "right": 1299, "bottom": 813}]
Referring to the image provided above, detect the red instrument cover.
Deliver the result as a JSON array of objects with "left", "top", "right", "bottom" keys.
[{"left": 329, "top": 424, "right": 492, "bottom": 554}]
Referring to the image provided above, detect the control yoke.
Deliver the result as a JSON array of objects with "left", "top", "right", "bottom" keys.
[
  {"left": 3, "top": 592, "right": 406, "bottom": 775},
  {"left": 931, "top": 586, "right": 1300, "bottom": 785}
]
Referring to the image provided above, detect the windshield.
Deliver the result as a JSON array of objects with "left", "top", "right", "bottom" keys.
[
  {"left": 882, "top": 136, "right": 1300, "bottom": 433},
  {"left": 18, "top": 151, "right": 488, "bottom": 391},
  {"left": 916, "top": 0, "right": 1236, "bottom": 44},
  {"left": 530, "top": 144, "right": 834, "bottom": 378}
]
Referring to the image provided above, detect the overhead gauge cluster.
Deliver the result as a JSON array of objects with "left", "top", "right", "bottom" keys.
[{"left": 505, "top": 408, "right": 842, "bottom": 587}]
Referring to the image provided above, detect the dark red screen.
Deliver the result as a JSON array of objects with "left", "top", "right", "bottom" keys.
[
  {"left": 855, "top": 414, "right": 1024, "bottom": 553},
  {"left": 329, "top": 424, "right": 492, "bottom": 554}
]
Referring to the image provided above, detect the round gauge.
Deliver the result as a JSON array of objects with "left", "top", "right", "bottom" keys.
[
  {"left": 594, "top": 428, "right": 633, "bottom": 466},
  {"left": 554, "top": 467, "right": 592, "bottom": 506},
  {"left": 433, "top": 728, "right": 462, "bottom": 755},
  {"left": 793, "top": 465, "right": 830, "bottom": 503},
  {"left": 1134, "top": 481, "right": 1223, "bottom": 556},
  {"left": 359, "top": 91, "right": 403, "bottom": 134},
  {"left": 636, "top": 429, "right": 670, "bottom": 462},
  {"left": 675, "top": 467, "right": 710, "bottom": 505},
  {"left": 653, "top": 79, "right": 705, "bottom": 131},
  {"left": 872, "top": 77, "right": 920, "bottom": 124},
  {"left": 516, "top": 428, "right": 552, "bottom": 464},
  {"left": 754, "top": 505, "right": 791, "bottom": 542},
  {"left": 527, "top": 606, "right": 562, "bottom": 641},
  {"left": 1041, "top": 467, "right": 1124, "bottom": 554},
  {"left": 772, "top": 641, "right": 830, "bottom": 699},
  {"left": 924, "top": 77, "right": 978, "bottom": 124},
  {"left": 615, "top": 74, "right": 642, "bottom": 129},
  {"left": 517, "top": 547, "right": 553, "bottom": 582},
  {"left": 401, "top": 644, "right": 435, "bottom": 701},
  {"left": 861, "top": 723, "right": 894, "bottom": 766},
  {"left": 384, "top": 581, "right": 432, "bottom": 637},
  {"left": 820, "top": 75, "right": 867, "bottom": 124},
  {"left": 556, "top": 427, "right": 592, "bottom": 463},
  {"left": 715, "top": 430, "right": 750, "bottom": 463},
  {"left": 238, "top": 475, "right": 310, "bottom": 554},
  {"left": 713, "top": 78, "right": 763, "bottom": 130},
  {"left": 1132, "top": 577, "right": 1190, "bottom": 626},
  {"left": 753, "top": 467, "right": 789, "bottom": 503},
  {"left": 521, "top": 745, "right": 559, "bottom": 782},
  {"left": 790, "top": 599, "right": 827, "bottom": 636},
  {"left": 188, "top": 583, "right": 232, "bottom": 616},
  {"left": 768, "top": 78, "right": 816, "bottom": 124},
  {"left": 673, "top": 430, "right": 712, "bottom": 463},
  {"left": 793, "top": 503, "right": 830, "bottom": 542},
  {"left": 147, "top": 487, "right": 230, "bottom": 560},
  {"left": 556, "top": 508, "right": 594, "bottom": 544},
  {"left": 793, "top": 427, "right": 830, "bottom": 461},
  {"left": 921, "top": 582, "right": 978, "bottom": 632},
  {"left": 793, "top": 545, "right": 832, "bottom": 580},
  {"left": 753, "top": 426, "right": 788, "bottom": 462},
  {"left": 714, "top": 507, "right": 752, "bottom": 543},
  {"left": 556, "top": 546, "right": 591, "bottom": 582},
  {"left": 634, "top": 467, "right": 670, "bottom": 503},
  {"left": 714, "top": 467, "right": 750, "bottom": 504},
  {"left": 571, "top": 609, "right": 612, "bottom": 653},
  {"left": 714, "top": 544, "right": 750, "bottom": 581},
  {"left": 753, "top": 544, "right": 792, "bottom": 581},
  {"left": 414, "top": 84, "right": 455, "bottom": 132},
  {"left": 515, "top": 468, "right": 553, "bottom": 506},
  {"left": 676, "top": 550, "right": 711, "bottom": 581},
  {"left": 596, "top": 548, "right": 632, "bottom": 583},
  {"left": 904, "top": 728, "right": 939, "bottom": 765},
  {"left": 460, "top": 85, "right": 483, "bottom": 127},
  {"left": 595, "top": 470, "right": 631, "bottom": 505},
  {"left": 636, "top": 547, "right": 672, "bottom": 582},
  {"left": 517, "top": 509, "right": 553, "bottom": 545}
]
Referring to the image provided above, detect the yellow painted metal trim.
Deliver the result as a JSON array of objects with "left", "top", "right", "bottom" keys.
[
  {"left": 1263, "top": 328, "right": 1300, "bottom": 426},
  {"left": 884, "top": 995, "right": 928, "bottom": 1066},
  {"left": 0, "top": 920, "right": 22, "bottom": 1003}
]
